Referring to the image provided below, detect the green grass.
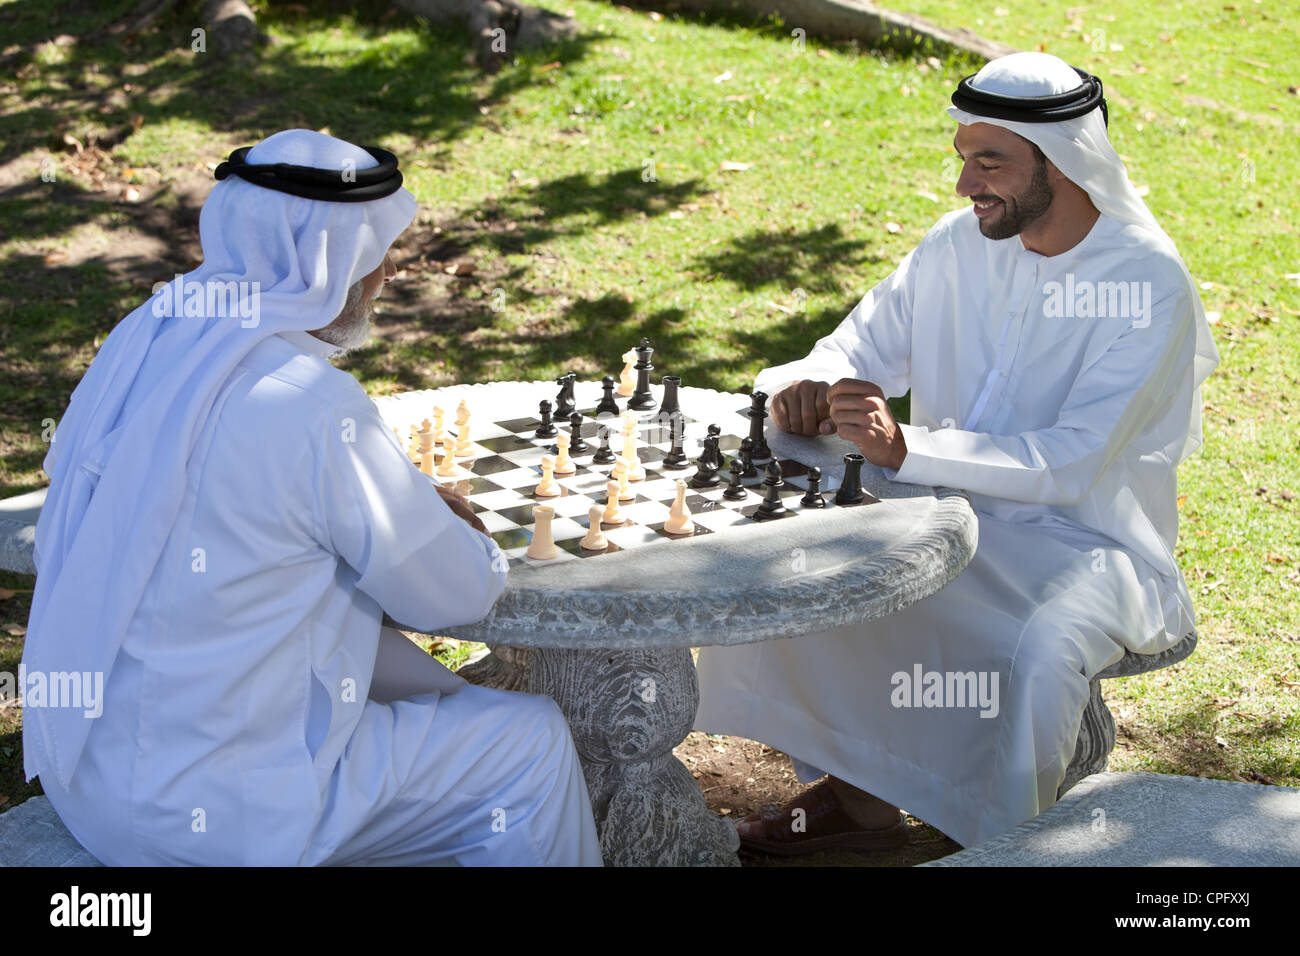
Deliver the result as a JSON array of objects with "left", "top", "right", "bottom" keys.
[{"left": 1, "top": 0, "right": 1297, "bottom": 813}]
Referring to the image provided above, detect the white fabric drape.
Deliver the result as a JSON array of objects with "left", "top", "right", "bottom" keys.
[{"left": 23, "top": 130, "right": 417, "bottom": 786}]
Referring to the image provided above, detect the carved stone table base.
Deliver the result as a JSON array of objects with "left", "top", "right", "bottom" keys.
[
  {"left": 457, "top": 644, "right": 531, "bottom": 691},
  {"left": 528, "top": 646, "right": 740, "bottom": 867}
]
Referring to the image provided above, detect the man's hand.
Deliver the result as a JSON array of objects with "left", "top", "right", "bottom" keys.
[
  {"left": 435, "top": 483, "right": 489, "bottom": 536},
  {"left": 770, "top": 381, "right": 833, "bottom": 436},
  {"left": 826, "top": 378, "right": 908, "bottom": 471}
]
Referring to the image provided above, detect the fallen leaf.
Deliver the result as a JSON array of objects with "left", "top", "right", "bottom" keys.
[
  {"left": 885, "top": 221, "right": 902, "bottom": 233},
  {"left": 2, "top": 624, "right": 25, "bottom": 637},
  {"left": 444, "top": 261, "right": 476, "bottom": 277},
  {"left": 718, "top": 807, "right": 733, "bottom": 815},
  {"left": 1266, "top": 553, "right": 1288, "bottom": 564},
  {"left": 44, "top": 251, "right": 68, "bottom": 265},
  {"left": 718, "top": 160, "right": 752, "bottom": 172},
  {"left": 1214, "top": 735, "right": 1229, "bottom": 748},
  {"left": 712, "top": 70, "right": 732, "bottom": 84}
]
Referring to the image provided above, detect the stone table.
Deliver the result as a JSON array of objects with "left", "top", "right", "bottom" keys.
[{"left": 374, "top": 380, "right": 978, "bottom": 866}]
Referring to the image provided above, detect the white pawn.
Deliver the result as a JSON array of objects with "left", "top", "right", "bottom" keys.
[
  {"left": 580, "top": 504, "right": 608, "bottom": 551},
  {"left": 436, "top": 435, "right": 459, "bottom": 476},
  {"left": 664, "top": 479, "right": 695, "bottom": 534},
  {"left": 620, "top": 415, "right": 645, "bottom": 481},
  {"left": 526, "top": 505, "right": 559, "bottom": 560},
  {"left": 535, "top": 455, "right": 561, "bottom": 497},
  {"left": 553, "top": 433, "right": 576, "bottom": 475},
  {"left": 602, "top": 480, "right": 625, "bottom": 525},
  {"left": 617, "top": 349, "right": 636, "bottom": 397}
]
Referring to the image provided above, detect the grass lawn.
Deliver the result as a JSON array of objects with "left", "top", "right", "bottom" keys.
[{"left": 0, "top": 0, "right": 1296, "bottom": 847}]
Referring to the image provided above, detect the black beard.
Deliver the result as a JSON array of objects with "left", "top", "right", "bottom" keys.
[{"left": 976, "top": 159, "right": 1054, "bottom": 240}]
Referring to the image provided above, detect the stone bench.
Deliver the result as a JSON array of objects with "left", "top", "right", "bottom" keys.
[
  {"left": 0, "top": 796, "right": 101, "bottom": 866},
  {"left": 0, "top": 487, "right": 45, "bottom": 575},
  {"left": 925, "top": 770, "right": 1300, "bottom": 866},
  {"left": 1058, "top": 631, "right": 1198, "bottom": 799}
]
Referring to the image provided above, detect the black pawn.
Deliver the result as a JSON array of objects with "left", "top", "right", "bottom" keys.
[
  {"left": 723, "top": 458, "right": 747, "bottom": 500},
  {"left": 753, "top": 460, "right": 787, "bottom": 520},
  {"left": 801, "top": 466, "right": 827, "bottom": 508},
  {"left": 835, "top": 452, "right": 867, "bottom": 505},
  {"left": 594, "top": 375, "right": 620, "bottom": 418},
  {"left": 748, "top": 391, "right": 772, "bottom": 461},
  {"left": 535, "top": 399, "right": 558, "bottom": 438},
  {"left": 660, "top": 375, "right": 681, "bottom": 418},
  {"left": 555, "top": 372, "right": 577, "bottom": 419},
  {"left": 568, "top": 412, "right": 589, "bottom": 454},
  {"left": 628, "top": 338, "right": 657, "bottom": 411},
  {"left": 739, "top": 436, "right": 759, "bottom": 479},
  {"left": 591, "top": 424, "right": 616, "bottom": 464},
  {"left": 662, "top": 411, "right": 689, "bottom": 469}
]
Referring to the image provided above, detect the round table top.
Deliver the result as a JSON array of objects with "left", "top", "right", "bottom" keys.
[{"left": 374, "top": 380, "right": 977, "bottom": 650}]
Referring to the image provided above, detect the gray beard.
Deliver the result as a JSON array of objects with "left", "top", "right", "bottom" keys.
[{"left": 312, "top": 280, "right": 372, "bottom": 352}]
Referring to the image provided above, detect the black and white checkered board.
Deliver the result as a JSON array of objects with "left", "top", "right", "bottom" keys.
[{"left": 432, "top": 407, "right": 878, "bottom": 568}]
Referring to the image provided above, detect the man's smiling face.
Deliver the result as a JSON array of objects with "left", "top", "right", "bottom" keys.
[{"left": 953, "top": 122, "right": 1055, "bottom": 240}]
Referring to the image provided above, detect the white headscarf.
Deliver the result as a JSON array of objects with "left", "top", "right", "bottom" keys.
[
  {"left": 23, "top": 129, "right": 418, "bottom": 787},
  {"left": 947, "top": 52, "right": 1219, "bottom": 464}
]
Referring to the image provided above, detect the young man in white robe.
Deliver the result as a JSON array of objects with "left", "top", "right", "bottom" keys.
[
  {"left": 694, "top": 52, "right": 1219, "bottom": 852},
  {"left": 22, "top": 129, "right": 602, "bottom": 866}
]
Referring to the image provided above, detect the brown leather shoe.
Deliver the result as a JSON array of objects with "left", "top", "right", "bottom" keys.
[{"left": 736, "top": 780, "right": 908, "bottom": 856}]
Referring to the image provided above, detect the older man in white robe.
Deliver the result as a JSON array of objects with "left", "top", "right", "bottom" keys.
[
  {"left": 694, "top": 53, "right": 1218, "bottom": 851},
  {"left": 22, "top": 129, "right": 602, "bottom": 866}
]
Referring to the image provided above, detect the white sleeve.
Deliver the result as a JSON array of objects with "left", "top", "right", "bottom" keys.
[
  {"left": 886, "top": 283, "right": 1196, "bottom": 505},
  {"left": 754, "top": 245, "right": 919, "bottom": 401},
  {"left": 312, "top": 401, "right": 507, "bottom": 632}
]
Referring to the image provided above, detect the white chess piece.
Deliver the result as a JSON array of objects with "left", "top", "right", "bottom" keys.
[
  {"left": 580, "top": 504, "right": 608, "bottom": 551},
  {"left": 553, "top": 433, "right": 576, "bottom": 475},
  {"left": 417, "top": 419, "right": 436, "bottom": 475},
  {"left": 620, "top": 414, "right": 645, "bottom": 481},
  {"left": 602, "top": 480, "right": 625, "bottom": 525},
  {"left": 525, "top": 505, "right": 560, "bottom": 560},
  {"left": 611, "top": 459, "right": 634, "bottom": 502},
  {"left": 617, "top": 349, "right": 636, "bottom": 397},
  {"left": 535, "top": 455, "right": 561, "bottom": 497},
  {"left": 454, "top": 401, "right": 472, "bottom": 456},
  {"left": 436, "top": 435, "right": 459, "bottom": 476},
  {"left": 432, "top": 406, "right": 446, "bottom": 443},
  {"left": 664, "top": 479, "right": 695, "bottom": 534}
]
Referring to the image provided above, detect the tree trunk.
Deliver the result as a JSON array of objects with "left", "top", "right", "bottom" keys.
[{"left": 393, "top": 0, "right": 579, "bottom": 72}]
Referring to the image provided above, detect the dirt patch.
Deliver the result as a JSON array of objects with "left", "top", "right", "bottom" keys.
[{"left": 674, "top": 731, "right": 962, "bottom": 866}]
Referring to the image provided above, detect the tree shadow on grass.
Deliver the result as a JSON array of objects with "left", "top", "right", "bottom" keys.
[
  {"left": 432, "top": 167, "right": 710, "bottom": 257},
  {"left": 691, "top": 222, "right": 879, "bottom": 296}
]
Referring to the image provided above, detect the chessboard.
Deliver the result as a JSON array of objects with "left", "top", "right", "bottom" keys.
[{"left": 382, "top": 384, "right": 880, "bottom": 570}]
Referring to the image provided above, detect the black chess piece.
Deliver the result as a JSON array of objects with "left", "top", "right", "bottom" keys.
[
  {"left": 834, "top": 453, "right": 867, "bottom": 505},
  {"left": 801, "top": 466, "right": 827, "bottom": 508},
  {"left": 753, "top": 460, "right": 787, "bottom": 520},
  {"left": 535, "top": 399, "right": 558, "bottom": 438},
  {"left": 568, "top": 412, "right": 589, "bottom": 454},
  {"left": 689, "top": 429, "right": 722, "bottom": 488},
  {"left": 748, "top": 391, "right": 772, "bottom": 461},
  {"left": 555, "top": 372, "right": 577, "bottom": 419},
  {"left": 591, "top": 423, "right": 616, "bottom": 464},
  {"left": 660, "top": 375, "right": 681, "bottom": 418},
  {"left": 739, "top": 436, "right": 759, "bottom": 479},
  {"left": 662, "top": 411, "right": 689, "bottom": 469},
  {"left": 701, "top": 424, "right": 723, "bottom": 470},
  {"left": 594, "top": 375, "right": 620, "bottom": 417},
  {"left": 628, "top": 338, "right": 657, "bottom": 411},
  {"left": 723, "top": 458, "right": 747, "bottom": 500}
]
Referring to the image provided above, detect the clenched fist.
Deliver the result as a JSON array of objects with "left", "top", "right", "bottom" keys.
[
  {"left": 770, "top": 380, "right": 833, "bottom": 436},
  {"left": 825, "top": 379, "right": 907, "bottom": 471}
]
